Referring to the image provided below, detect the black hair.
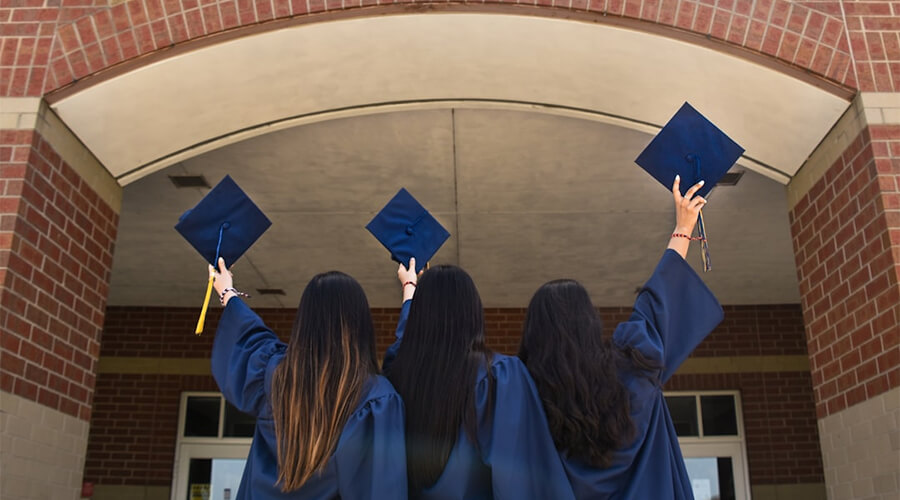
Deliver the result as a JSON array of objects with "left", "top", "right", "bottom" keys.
[
  {"left": 271, "top": 271, "right": 379, "bottom": 490},
  {"left": 518, "top": 279, "right": 652, "bottom": 467},
  {"left": 385, "top": 265, "right": 494, "bottom": 494}
]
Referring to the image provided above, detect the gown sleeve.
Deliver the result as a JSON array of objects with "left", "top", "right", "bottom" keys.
[
  {"left": 211, "top": 297, "right": 286, "bottom": 417},
  {"left": 612, "top": 249, "right": 724, "bottom": 383},
  {"left": 335, "top": 390, "right": 409, "bottom": 500},
  {"left": 381, "top": 298, "right": 411, "bottom": 371},
  {"left": 479, "top": 356, "right": 576, "bottom": 500}
]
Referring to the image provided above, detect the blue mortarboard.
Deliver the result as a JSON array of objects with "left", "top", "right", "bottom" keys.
[
  {"left": 635, "top": 102, "right": 744, "bottom": 199},
  {"left": 175, "top": 175, "right": 272, "bottom": 268},
  {"left": 635, "top": 102, "right": 745, "bottom": 271},
  {"left": 366, "top": 188, "right": 450, "bottom": 273},
  {"left": 174, "top": 175, "right": 271, "bottom": 333}
]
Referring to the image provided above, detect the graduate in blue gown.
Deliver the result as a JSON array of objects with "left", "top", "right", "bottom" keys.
[
  {"left": 518, "top": 177, "right": 724, "bottom": 499},
  {"left": 209, "top": 259, "right": 407, "bottom": 499},
  {"left": 383, "top": 259, "right": 575, "bottom": 500}
]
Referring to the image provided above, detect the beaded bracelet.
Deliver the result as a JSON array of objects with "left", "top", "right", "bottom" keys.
[
  {"left": 402, "top": 281, "right": 417, "bottom": 289},
  {"left": 672, "top": 233, "right": 706, "bottom": 242},
  {"left": 220, "top": 287, "right": 250, "bottom": 305}
]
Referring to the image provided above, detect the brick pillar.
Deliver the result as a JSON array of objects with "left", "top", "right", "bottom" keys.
[
  {"left": 0, "top": 99, "right": 121, "bottom": 499},
  {"left": 788, "top": 93, "right": 899, "bottom": 500}
]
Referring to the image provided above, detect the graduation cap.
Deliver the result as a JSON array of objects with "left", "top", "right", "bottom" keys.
[
  {"left": 635, "top": 102, "right": 745, "bottom": 271},
  {"left": 175, "top": 175, "right": 272, "bottom": 334},
  {"left": 366, "top": 188, "right": 450, "bottom": 274}
]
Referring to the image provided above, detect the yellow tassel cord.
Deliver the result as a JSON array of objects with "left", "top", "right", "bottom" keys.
[{"left": 195, "top": 270, "right": 215, "bottom": 335}]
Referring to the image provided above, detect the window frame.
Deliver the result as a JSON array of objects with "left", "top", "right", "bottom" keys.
[
  {"left": 171, "top": 392, "right": 256, "bottom": 500},
  {"left": 663, "top": 390, "right": 751, "bottom": 500}
]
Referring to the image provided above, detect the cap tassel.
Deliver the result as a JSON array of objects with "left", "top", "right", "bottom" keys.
[
  {"left": 686, "top": 153, "right": 711, "bottom": 272},
  {"left": 195, "top": 269, "right": 215, "bottom": 335},
  {"left": 698, "top": 209, "right": 711, "bottom": 272},
  {"left": 195, "top": 222, "right": 229, "bottom": 335}
]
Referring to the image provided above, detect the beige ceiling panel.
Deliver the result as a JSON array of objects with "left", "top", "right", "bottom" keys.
[
  {"left": 51, "top": 14, "right": 849, "bottom": 184},
  {"left": 107, "top": 108, "right": 799, "bottom": 308}
]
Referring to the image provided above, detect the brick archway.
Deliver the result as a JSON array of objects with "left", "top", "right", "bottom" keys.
[
  {"left": 7, "top": 0, "right": 889, "bottom": 99},
  {"left": 1, "top": 2, "right": 898, "bottom": 499},
  {"left": 46, "top": 0, "right": 855, "bottom": 91}
]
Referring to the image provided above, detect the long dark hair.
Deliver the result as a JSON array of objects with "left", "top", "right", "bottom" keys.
[
  {"left": 385, "top": 265, "right": 493, "bottom": 493},
  {"left": 270, "top": 271, "right": 379, "bottom": 491},
  {"left": 518, "top": 279, "right": 649, "bottom": 468}
]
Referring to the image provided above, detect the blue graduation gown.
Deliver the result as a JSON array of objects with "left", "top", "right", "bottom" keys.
[
  {"left": 385, "top": 300, "right": 575, "bottom": 500},
  {"left": 211, "top": 298, "right": 408, "bottom": 500},
  {"left": 561, "top": 249, "right": 724, "bottom": 499}
]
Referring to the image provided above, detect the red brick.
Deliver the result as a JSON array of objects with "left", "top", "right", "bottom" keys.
[
  {"left": 13, "top": 377, "right": 38, "bottom": 400},
  {"left": 24, "top": 362, "right": 48, "bottom": 385},
  {"left": 865, "top": 374, "right": 890, "bottom": 398},
  {"left": 845, "top": 384, "right": 867, "bottom": 407},
  {"left": 862, "top": 17, "right": 900, "bottom": 31},
  {"left": 1, "top": 352, "right": 26, "bottom": 377},
  {"left": 221, "top": 1, "right": 241, "bottom": 29},
  {"left": 692, "top": 4, "right": 713, "bottom": 33},
  {"left": 164, "top": 13, "right": 188, "bottom": 44},
  {"left": 37, "top": 387, "right": 59, "bottom": 409},
  {"left": 727, "top": 15, "right": 748, "bottom": 45}
]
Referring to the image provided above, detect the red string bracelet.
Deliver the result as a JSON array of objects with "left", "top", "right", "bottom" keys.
[
  {"left": 403, "top": 281, "right": 417, "bottom": 288},
  {"left": 672, "top": 233, "right": 706, "bottom": 242}
]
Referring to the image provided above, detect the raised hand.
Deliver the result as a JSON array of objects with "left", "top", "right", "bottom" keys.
[
  {"left": 672, "top": 175, "right": 707, "bottom": 235},
  {"left": 668, "top": 175, "right": 708, "bottom": 259},
  {"left": 209, "top": 257, "right": 236, "bottom": 305},
  {"left": 398, "top": 258, "right": 417, "bottom": 302}
]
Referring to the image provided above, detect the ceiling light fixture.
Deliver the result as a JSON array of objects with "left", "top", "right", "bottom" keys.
[
  {"left": 717, "top": 171, "right": 744, "bottom": 186},
  {"left": 169, "top": 175, "right": 210, "bottom": 189}
]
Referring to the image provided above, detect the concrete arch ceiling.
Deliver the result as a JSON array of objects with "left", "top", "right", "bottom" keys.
[
  {"left": 49, "top": 13, "right": 851, "bottom": 307},
  {"left": 50, "top": 13, "right": 849, "bottom": 184}
]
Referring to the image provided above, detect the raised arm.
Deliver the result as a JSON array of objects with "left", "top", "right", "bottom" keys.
[
  {"left": 612, "top": 177, "right": 722, "bottom": 383},
  {"left": 382, "top": 258, "right": 417, "bottom": 371},
  {"left": 210, "top": 258, "right": 285, "bottom": 416}
]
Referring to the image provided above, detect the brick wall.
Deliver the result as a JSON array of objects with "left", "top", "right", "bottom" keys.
[
  {"left": 5, "top": 0, "right": 889, "bottom": 98},
  {"left": 99, "top": 303, "right": 810, "bottom": 358},
  {"left": 87, "top": 369, "right": 826, "bottom": 487},
  {"left": 0, "top": 0, "right": 109, "bottom": 97},
  {"left": 836, "top": 1, "right": 900, "bottom": 91},
  {"left": 85, "top": 303, "right": 823, "bottom": 487},
  {"left": 789, "top": 124, "right": 900, "bottom": 419},
  {"left": 83, "top": 373, "right": 219, "bottom": 487},
  {"left": 0, "top": 129, "right": 118, "bottom": 421}
]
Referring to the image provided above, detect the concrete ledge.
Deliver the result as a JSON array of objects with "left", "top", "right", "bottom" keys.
[
  {"left": 0, "top": 97, "right": 122, "bottom": 213},
  {"left": 677, "top": 355, "right": 810, "bottom": 374},
  {"left": 97, "top": 357, "right": 212, "bottom": 375},
  {"left": 751, "top": 483, "right": 827, "bottom": 500},
  {"left": 96, "top": 355, "right": 810, "bottom": 375},
  {"left": 92, "top": 485, "right": 170, "bottom": 500}
]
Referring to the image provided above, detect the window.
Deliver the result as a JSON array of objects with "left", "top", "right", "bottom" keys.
[
  {"left": 172, "top": 391, "right": 749, "bottom": 500},
  {"left": 171, "top": 393, "right": 256, "bottom": 500},
  {"left": 664, "top": 391, "right": 750, "bottom": 500}
]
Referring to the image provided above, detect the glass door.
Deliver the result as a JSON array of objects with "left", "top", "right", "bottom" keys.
[
  {"left": 664, "top": 391, "right": 751, "bottom": 500},
  {"left": 173, "top": 444, "right": 249, "bottom": 500},
  {"left": 681, "top": 442, "right": 749, "bottom": 500},
  {"left": 171, "top": 393, "right": 255, "bottom": 500}
]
